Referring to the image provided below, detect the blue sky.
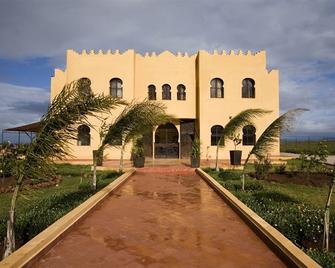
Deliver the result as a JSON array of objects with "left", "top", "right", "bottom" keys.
[{"left": 0, "top": 0, "right": 335, "bottom": 141}]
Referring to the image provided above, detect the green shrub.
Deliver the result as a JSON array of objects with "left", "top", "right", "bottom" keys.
[
  {"left": 306, "top": 249, "right": 335, "bottom": 268},
  {"left": 274, "top": 163, "right": 286, "bottom": 174},
  {"left": 254, "top": 158, "right": 272, "bottom": 180},
  {"left": 218, "top": 169, "right": 241, "bottom": 180}
]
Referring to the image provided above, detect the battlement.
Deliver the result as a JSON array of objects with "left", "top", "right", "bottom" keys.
[{"left": 66, "top": 49, "right": 265, "bottom": 58}]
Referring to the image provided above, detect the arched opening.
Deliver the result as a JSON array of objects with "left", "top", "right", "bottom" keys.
[
  {"left": 148, "top": 84, "right": 156, "bottom": 100},
  {"left": 210, "top": 78, "right": 224, "bottom": 98},
  {"left": 77, "top": 125, "right": 90, "bottom": 146},
  {"left": 110, "top": 78, "right": 123, "bottom": 98},
  {"left": 78, "top": 77, "right": 92, "bottom": 96},
  {"left": 242, "top": 78, "right": 255, "bottom": 98},
  {"left": 177, "top": 84, "right": 186, "bottom": 100},
  {"left": 155, "top": 123, "right": 179, "bottom": 158},
  {"left": 211, "top": 125, "right": 224, "bottom": 145},
  {"left": 243, "top": 125, "right": 256, "bottom": 145},
  {"left": 162, "top": 84, "right": 171, "bottom": 100}
]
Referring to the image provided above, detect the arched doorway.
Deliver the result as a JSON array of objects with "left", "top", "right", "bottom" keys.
[{"left": 155, "top": 123, "right": 179, "bottom": 158}]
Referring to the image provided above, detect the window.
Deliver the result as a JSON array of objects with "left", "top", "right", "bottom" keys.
[
  {"left": 242, "top": 78, "right": 255, "bottom": 98},
  {"left": 110, "top": 78, "right": 123, "bottom": 98},
  {"left": 148, "top": 85, "right": 156, "bottom": 100},
  {"left": 162, "top": 84, "right": 171, "bottom": 100},
  {"left": 78, "top": 77, "right": 92, "bottom": 96},
  {"left": 210, "top": 78, "right": 224, "bottom": 98},
  {"left": 211, "top": 125, "right": 224, "bottom": 145},
  {"left": 177, "top": 84, "right": 186, "bottom": 100},
  {"left": 77, "top": 125, "right": 90, "bottom": 146},
  {"left": 242, "top": 125, "right": 256, "bottom": 145}
]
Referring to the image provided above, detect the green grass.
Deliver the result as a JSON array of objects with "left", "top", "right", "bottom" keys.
[
  {"left": 0, "top": 164, "right": 122, "bottom": 255},
  {"left": 203, "top": 167, "right": 335, "bottom": 267},
  {"left": 281, "top": 139, "right": 335, "bottom": 154}
]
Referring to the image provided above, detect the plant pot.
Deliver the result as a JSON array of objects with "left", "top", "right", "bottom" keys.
[
  {"left": 93, "top": 150, "right": 103, "bottom": 166},
  {"left": 133, "top": 156, "right": 145, "bottom": 168},
  {"left": 230, "top": 150, "right": 242, "bottom": 165},
  {"left": 190, "top": 155, "right": 200, "bottom": 168}
]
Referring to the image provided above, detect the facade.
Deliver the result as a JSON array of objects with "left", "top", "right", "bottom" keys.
[{"left": 50, "top": 49, "right": 279, "bottom": 161}]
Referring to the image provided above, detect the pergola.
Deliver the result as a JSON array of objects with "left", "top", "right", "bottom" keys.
[{"left": 1, "top": 122, "right": 41, "bottom": 144}]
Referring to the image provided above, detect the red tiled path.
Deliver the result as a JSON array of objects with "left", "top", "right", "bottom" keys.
[{"left": 34, "top": 168, "right": 286, "bottom": 267}]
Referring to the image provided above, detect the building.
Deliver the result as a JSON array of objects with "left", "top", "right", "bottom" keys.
[{"left": 50, "top": 49, "right": 279, "bottom": 162}]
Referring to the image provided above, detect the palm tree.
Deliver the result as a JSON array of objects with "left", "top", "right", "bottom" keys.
[
  {"left": 324, "top": 173, "right": 335, "bottom": 251},
  {"left": 3, "top": 80, "right": 125, "bottom": 258},
  {"left": 240, "top": 108, "right": 308, "bottom": 190},
  {"left": 91, "top": 100, "right": 171, "bottom": 187},
  {"left": 215, "top": 109, "right": 271, "bottom": 171}
]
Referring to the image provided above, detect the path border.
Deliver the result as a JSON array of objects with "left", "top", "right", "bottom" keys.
[
  {"left": 0, "top": 169, "right": 135, "bottom": 267},
  {"left": 196, "top": 168, "right": 321, "bottom": 268}
]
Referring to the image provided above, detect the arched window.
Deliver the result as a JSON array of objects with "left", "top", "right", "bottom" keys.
[
  {"left": 78, "top": 77, "right": 92, "bottom": 96},
  {"left": 211, "top": 125, "right": 224, "bottom": 145},
  {"left": 148, "top": 85, "right": 156, "bottom": 100},
  {"left": 177, "top": 84, "right": 186, "bottom": 100},
  {"left": 242, "top": 125, "right": 256, "bottom": 145},
  {"left": 210, "top": 78, "right": 224, "bottom": 98},
  {"left": 110, "top": 78, "right": 123, "bottom": 98},
  {"left": 77, "top": 125, "right": 90, "bottom": 146},
  {"left": 242, "top": 78, "right": 255, "bottom": 98},
  {"left": 162, "top": 84, "right": 171, "bottom": 100}
]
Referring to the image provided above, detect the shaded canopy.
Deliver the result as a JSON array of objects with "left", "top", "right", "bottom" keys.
[{"left": 5, "top": 122, "right": 41, "bottom": 132}]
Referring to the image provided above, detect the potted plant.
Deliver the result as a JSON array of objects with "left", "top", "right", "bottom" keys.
[
  {"left": 229, "top": 133, "right": 242, "bottom": 165},
  {"left": 190, "top": 137, "right": 201, "bottom": 168},
  {"left": 131, "top": 136, "right": 145, "bottom": 168}
]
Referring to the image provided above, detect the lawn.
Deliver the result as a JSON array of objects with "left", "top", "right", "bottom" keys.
[
  {"left": 281, "top": 139, "right": 335, "bottom": 154},
  {"left": 203, "top": 167, "right": 335, "bottom": 267},
  {"left": 0, "top": 164, "right": 122, "bottom": 257}
]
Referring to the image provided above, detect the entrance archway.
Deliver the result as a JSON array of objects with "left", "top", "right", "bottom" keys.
[{"left": 155, "top": 123, "right": 179, "bottom": 158}]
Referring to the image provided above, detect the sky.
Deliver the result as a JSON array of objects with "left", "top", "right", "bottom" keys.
[{"left": 0, "top": 0, "right": 334, "bottom": 141}]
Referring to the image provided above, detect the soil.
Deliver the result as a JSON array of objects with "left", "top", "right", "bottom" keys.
[
  {"left": 0, "top": 176, "right": 61, "bottom": 193},
  {"left": 250, "top": 172, "right": 333, "bottom": 187}
]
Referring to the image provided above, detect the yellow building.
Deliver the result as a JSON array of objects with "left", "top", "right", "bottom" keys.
[{"left": 51, "top": 49, "right": 279, "bottom": 162}]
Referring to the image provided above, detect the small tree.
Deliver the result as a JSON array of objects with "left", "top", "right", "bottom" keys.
[
  {"left": 92, "top": 100, "right": 171, "bottom": 179},
  {"left": 215, "top": 109, "right": 270, "bottom": 171},
  {"left": 241, "top": 108, "right": 308, "bottom": 190},
  {"left": 3, "top": 80, "right": 124, "bottom": 258}
]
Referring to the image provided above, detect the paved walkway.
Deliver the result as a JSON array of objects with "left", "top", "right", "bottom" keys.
[{"left": 35, "top": 169, "right": 286, "bottom": 267}]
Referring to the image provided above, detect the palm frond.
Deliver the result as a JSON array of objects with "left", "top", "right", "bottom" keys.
[
  {"left": 101, "top": 100, "right": 171, "bottom": 150},
  {"left": 250, "top": 108, "right": 308, "bottom": 159},
  {"left": 218, "top": 108, "right": 271, "bottom": 146},
  {"left": 22, "top": 80, "right": 125, "bottom": 181}
]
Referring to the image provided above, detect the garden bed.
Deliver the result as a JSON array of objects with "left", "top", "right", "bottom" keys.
[
  {"left": 203, "top": 167, "right": 335, "bottom": 268},
  {"left": 250, "top": 172, "right": 332, "bottom": 187}
]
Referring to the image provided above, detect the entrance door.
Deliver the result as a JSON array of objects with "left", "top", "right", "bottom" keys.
[{"left": 155, "top": 123, "right": 179, "bottom": 158}]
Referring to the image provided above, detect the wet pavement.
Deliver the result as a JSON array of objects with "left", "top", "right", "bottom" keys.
[{"left": 35, "top": 169, "right": 286, "bottom": 267}]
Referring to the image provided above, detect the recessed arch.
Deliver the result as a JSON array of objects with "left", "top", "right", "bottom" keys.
[
  {"left": 154, "top": 123, "right": 179, "bottom": 158},
  {"left": 162, "top": 84, "right": 171, "bottom": 100},
  {"left": 242, "top": 78, "right": 255, "bottom": 98},
  {"left": 242, "top": 125, "right": 256, "bottom": 145},
  {"left": 177, "top": 84, "right": 186, "bottom": 100},
  {"left": 210, "top": 78, "right": 224, "bottom": 98},
  {"left": 110, "top": 78, "right": 123, "bottom": 98},
  {"left": 77, "top": 124, "right": 91, "bottom": 146},
  {"left": 148, "top": 84, "right": 156, "bottom": 100},
  {"left": 211, "top": 125, "right": 224, "bottom": 145}
]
